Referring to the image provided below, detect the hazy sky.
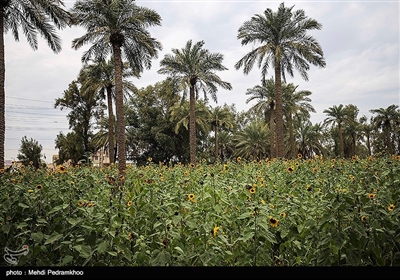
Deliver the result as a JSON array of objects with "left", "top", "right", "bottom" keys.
[{"left": 4, "top": 0, "right": 399, "bottom": 163}]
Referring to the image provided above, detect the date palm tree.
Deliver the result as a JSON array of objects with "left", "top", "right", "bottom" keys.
[
  {"left": 71, "top": 0, "right": 162, "bottom": 177},
  {"left": 283, "top": 83, "right": 315, "bottom": 159},
  {"left": 245, "top": 77, "right": 276, "bottom": 158},
  {"left": 235, "top": 2, "right": 326, "bottom": 159},
  {"left": 370, "top": 104, "right": 399, "bottom": 155},
  {"left": 0, "top": 0, "right": 71, "bottom": 169},
  {"left": 209, "top": 105, "right": 235, "bottom": 162},
  {"left": 158, "top": 40, "right": 232, "bottom": 165},
  {"left": 233, "top": 121, "right": 270, "bottom": 161},
  {"left": 323, "top": 104, "right": 346, "bottom": 157},
  {"left": 79, "top": 58, "right": 138, "bottom": 164}
]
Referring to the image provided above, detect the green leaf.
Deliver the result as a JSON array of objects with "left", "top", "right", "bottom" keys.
[
  {"left": 174, "top": 246, "right": 184, "bottom": 255},
  {"left": 58, "top": 255, "right": 73, "bottom": 266},
  {"left": 31, "top": 232, "right": 44, "bottom": 243},
  {"left": 44, "top": 233, "right": 63, "bottom": 245},
  {"left": 48, "top": 205, "right": 64, "bottom": 215},
  {"left": 18, "top": 202, "right": 29, "bottom": 209},
  {"left": 237, "top": 211, "right": 252, "bottom": 219},
  {"left": 66, "top": 217, "right": 82, "bottom": 227},
  {"left": 73, "top": 245, "right": 92, "bottom": 259},
  {"left": 96, "top": 241, "right": 108, "bottom": 254}
]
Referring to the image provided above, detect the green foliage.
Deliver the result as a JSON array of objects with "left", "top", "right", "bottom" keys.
[
  {"left": 16, "top": 136, "right": 43, "bottom": 169},
  {"left": 1, "top": 155, "right": 399, "bottom": 266}
]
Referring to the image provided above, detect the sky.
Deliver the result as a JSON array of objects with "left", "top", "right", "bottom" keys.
[{"left": 4, "top": 0, "right": 399, "bottom": 163}]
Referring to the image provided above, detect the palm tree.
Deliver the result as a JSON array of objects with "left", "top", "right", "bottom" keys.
[
  {"left": 245, "top": 77, "right": 276, "bottom": 158},
  {"left": 323, "top": 104, "right": 346, "bottom": 157},
  {"left": 0, "top": 0, "right": 71, "bottom": 169},
  {"left": 79, "top": 58, "right": 138, "bottom": 164},
  {"left": 209, "top": 105, "right": 235, "bottom": 162},
  {"left": 235, "top": 2, "right": 326, "bottom": 159},
  {"left": 295, "top": 119, "right": 325, "bottom": 159},
  {"left": 158, "top": 40, "right": 232, "bottom": 165},
  {"left": 359, "top": 115, "right": 374, "bottom": 156},
  {"left": 71, "top": 0, "right": 162, "bottom": 177},
  {"left": 233, "top": 121, "right": 270, "bottom": 161},
  {"left": 370, "top": 104, "right": 399, "bottom": 155},
  {"left": 283, "top": 83, "right": 315, "bottom": 159},
  {"left": 169, "top": 100, "right": 211, "bottom": 139}
]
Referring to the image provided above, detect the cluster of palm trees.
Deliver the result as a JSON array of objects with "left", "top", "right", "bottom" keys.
[{"left": 0, "top": 1, "right": 398, "bottom": 178}]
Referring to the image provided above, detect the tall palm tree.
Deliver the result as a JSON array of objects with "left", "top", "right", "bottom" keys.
[
  {"left": 323, "top": 104, "right": 346, "bottom": 157},
  {"left": 283, "top": 83, "right": 315, "bottom": 159},
  {"left": 158, "top": 40, "right": 232, "bottom": 165},
  {"left": 370, "top": 104, "right": 399, "bottom": 155},
  {"left": 71, "top": 0, "right": 162, "bottom": 177},
  {"left": 245, "top": 77, "right": 276, "bottom": 158},
  {"left": 359, "top": 115, "right": 374, "bottom": 156},
  {"left": 235, "top": 2, "right": 326, "bottom": 158},
  {"left": 0, "top": 0, "right": 71, "bottom": 169},
  {"left": 209, "top": 105, "right": 235, "bottom": 162},
  {"left": 79, "top": 58, "right": 138, "bottom": 164}
]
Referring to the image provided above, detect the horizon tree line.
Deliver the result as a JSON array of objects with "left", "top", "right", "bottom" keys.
[{"left": 1, "top": 0, "right": 398, "bottom": 173}]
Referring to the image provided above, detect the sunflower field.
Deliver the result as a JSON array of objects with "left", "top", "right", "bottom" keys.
[{"left": 1, "top": 155, "right": 399, "bottom": 266}]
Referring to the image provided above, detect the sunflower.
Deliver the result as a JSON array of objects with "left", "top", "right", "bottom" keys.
[
  {"left": 297, "top": 154, "right": 302, "bottom": 159},
  {"left": 127, "top": 201, "right": 132, "bottom": 207},
  {"left": 361, "top": 216, "right": 367, "bottom": 222},
  {"left": 287, "top": 167, "right": 294, "bottom": 172},
  {"left": 212, "top": 226, "right": 220, "bottom": 237},
  {"left": 249, "top": 187, "right": 256, "bottom": 194},
  {"left": 368, "top": 193, "right": 375, "bottom": 199},
  {"left": 269, "top": 216, "right": 279, "bottom": 227},
  {"left": 306, "top": 185, "right": 312, "bottom": 192},
  {"left": 280, "top": 213, "right": 286, "bottom": 218},
  {"left": 388, "top": 204, "right": 395, "bottom": 212},
  {"left": 188, "top": 194, "right": 196, "bottom": 202},
  {"left": 189, "top": 163, "right": 195, "bottom": 168},
  {"left": 162, "top": 238, "right": 170, "bottom": 247},
  {"left": 29, "top": 161, "right": 33, "bottom": 165},
  {"left": 36, "top": 184, "right": 43, "bottom": 190},
  {"left": 77, "top": 201, "right": 84, "bottom": 207},
  {"left": 237, "top": 156, "right": 241, "bottom": 162},
  {"left": 57, "top": 165, "right": 67, "bottom": 173},
  {"left": 313, "top": 168, "right": 318, "bottom": 173}
]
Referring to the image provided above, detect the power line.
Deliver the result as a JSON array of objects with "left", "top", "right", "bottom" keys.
[{"left": 6, "top": 96, "right": 55, "bottom": 104}]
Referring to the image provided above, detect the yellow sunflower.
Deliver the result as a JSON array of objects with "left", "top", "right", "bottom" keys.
[
  {"left": 368, "top": 193, "right": 375, "bottom": 199},
  {"left": 388, "top": 204, "right": 395, "bottom": 212},
  {"left": 249, "top": 187, "right": 256, "bottom": 194},
  {"left": 212, "top": 226, "right": 220, "bottom": 237},
  {"left": 36, "top": 184, "right": 43, "bottom": 190},
  {"left": 188, "top": 193, "right": 196, "bottom": 202},
  {"left": 57, "top": 165, "right": 67, "bottom": 173},
  {"left": 280, "top": 213, "right": 286, "bottom": 218},
  {"left": 287, "top": 167, "right": 294, "bottom": 172},
  {"left": 361, "top": 216, "right": 367, "bottom": 222},
  {"left": 269, "top": 216, "right": 279, "bottom": 227},
  {"left": 127, "top": 201, "right": 132, "bottom": 207}
]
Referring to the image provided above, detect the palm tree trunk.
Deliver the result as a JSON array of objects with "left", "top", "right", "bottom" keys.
[
  {"left": 112, "top": 43, "right": 126, "bottom": 177},
  {"left": 288, "top": 113, "right": 295, "bottom": 159},
  {"left": 269, "top": 108, "right": 276, "bottom": 158},
  {"left": 0, "top": 9, "right": 5, "bottom": 169},
  {"left": 338, "top": 123, "right": 344, "bottom": 158},
  {"left": 385, "top": 123, "right": 393, "bottom": 154},
  {"left": 214, "top": 124, "right": 218, "bottom": 162},
  {"left": 106, "top": 86, "right": 115, "bottom": 165},
  {"left": 189, "top": 85, "right": 196, "bottom": 165},
  {"left": 274, "top": 65, "right": 285, "bottom": 158}
]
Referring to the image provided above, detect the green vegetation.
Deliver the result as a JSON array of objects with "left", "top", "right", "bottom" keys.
[{"left": 1, "top": 155, "right": 399, "bottom": 266}]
